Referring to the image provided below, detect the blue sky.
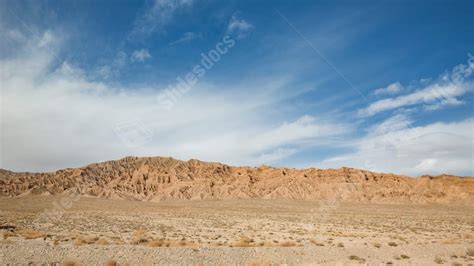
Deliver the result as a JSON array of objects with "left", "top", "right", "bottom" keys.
[{"left": 0, "top": 0, "right": 473, "bottom": 176}]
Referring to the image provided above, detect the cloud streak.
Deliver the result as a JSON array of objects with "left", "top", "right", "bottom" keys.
[
  {"left": 128, "top": 0, "right": 194, "bottom": 41},
  {"left": 360, "top": 56, "right": 474, "bottom": 117}
]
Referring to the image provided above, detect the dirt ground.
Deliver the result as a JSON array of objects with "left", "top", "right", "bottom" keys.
[{"left": 0, "top": 195, "right": 473, "bottom": 265}]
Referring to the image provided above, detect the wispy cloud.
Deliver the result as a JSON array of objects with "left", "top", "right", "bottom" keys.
[
  {"left": 131, "top": 49, "right": 152, "bottom": 62},
  {"left": 373, "top": 82, "right": 403, "bottom": 96},
  {"left": 169, "top": 32, "right": 200, "bottom": 45},
  {"left": 226, "top": 13, "right": 254, "bottom": 39},
  {"left": 128, "top": 0, "right": 193, "bottom": 41},
  {"left": 359, "top": 56, "right": 474, "bottom": 117}
]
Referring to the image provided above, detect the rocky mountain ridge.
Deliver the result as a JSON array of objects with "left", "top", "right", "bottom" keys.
[{"left": 1, "top": 156, "right": 473, "bottom": 203}]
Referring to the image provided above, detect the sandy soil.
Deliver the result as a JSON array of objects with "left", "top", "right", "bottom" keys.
[{"left": 0, "top": 196, "right": 473, "bottom": 265}]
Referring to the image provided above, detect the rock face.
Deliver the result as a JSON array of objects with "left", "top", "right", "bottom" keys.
[{"left": 0, "top": 156, "right": 473, "bottom": 203}]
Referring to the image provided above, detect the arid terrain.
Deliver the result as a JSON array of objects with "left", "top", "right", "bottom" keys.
[
  {"left": 0, "top": 196, "right": 473, "bottom": 265},
  {"left": 0, "top": 157, "right": 473, "bottom": 265}
]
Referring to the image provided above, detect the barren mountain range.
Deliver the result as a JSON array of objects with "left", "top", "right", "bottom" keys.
[{"left": 0, "top": 156, "right": 473, "bottom": 203}]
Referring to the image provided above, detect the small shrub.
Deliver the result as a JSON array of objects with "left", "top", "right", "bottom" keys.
[
  {"left": 2, "top": 231, "right": 17, "bottom": 239},
  {"left": 62, "top": 259, "right": 79, "bottom": 266},
  {"left": 96, "top": 238, "right": 109, "bottom": 245},
  {"left": 72, "top": 238, "right": 85, "bottom": 246},
  {"left": 337, "top": 242, "right": 344, "bottom": 248},
  {"left": 467, "top": 248, "right": 474, "bottom": 257},
  {"left": 373, "top": 242, "right": 381, "bottom": 248},
  {"left": 400, "top": 254, "right": 410, "bottom": 259},
  {"left": 388, "top": 242, "right": 398, "bottom": 247},
  {"left": 434, "top": 256, "right": 444, "bottom": 264},
  {"left": 348, "top": 255, "right": 365, "bottom": 262},
  {"left": 234, "top": 236, "right": 254, "bottom": 247},
  {"left": 104, "top": 259, "right": 117, "bottom": 266},
  {"left": 310, "top": 240, "right": 324, "bottom": 246},
  {"left": 147, "top": 239, "right": 163, "bottom": 247},
  {"left": 280, "top": 241, "right": 297, "bottom": 247},
  {"left": 17, "top": 229, "right": 45, "bottom": 239}
]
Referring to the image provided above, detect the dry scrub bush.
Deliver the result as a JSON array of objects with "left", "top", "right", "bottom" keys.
[
  {"left": 434, "top": 256, "right": 444, "bottom": 264},
  {"left": 104, "top": 259, "right": 117, "bottom": 266},
  {"left": 131, "top": 230, "right": 150, "bottom": 245},
  {"left": 310, "top": 239, "right": 324, "bottom": 246},
  {"left": 234, "top": 236, "right": 254, "bottom": 247},
  {"left": 2, "top": 231, "right": 17, "bottom": 239},
  {"left": 246, "top": 260, "right": 272, "bottom": 266},
  {"left": 147, "top": 239, "right": 164, "bottom": 247},
  {"left": 467, "top": 248, "right": 474, "bottom": 257},
  {"left": 17, "top": 228, "right": 45, "bottom": 239},
  {"left": 62, "top": 259, "right": 80, "bottom": 266},
  {"left": 348, "top": 255, "right": 365, "bottom": 262},
  {"left": 279, "top": 241, "right": 297, "bottom": 247},
  {"left": 96, "top": 238, "right": 109, "bottom": 245},
  {"left": 73, "top": 237, "right": 86, "bottom": 246}
]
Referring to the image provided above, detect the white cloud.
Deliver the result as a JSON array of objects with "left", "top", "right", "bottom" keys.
[
  {"left": 360, "top": 57, "right": 474, "bottom": 117},
  {"left": 0, "top": 30, "right": 346, "bottom": 172},
  {"left": 131, "top": 49, "right": 152, "bottom": 62},
  {"left": 169, "top": 32, "right": 199, "bottom": 45},
  {"left": 226, "top": 13, "right": 254, "bottom": 39},
  {"left": 373, "top": 82, "right": 402, "bottom": 96},
  {"left": 320, "top": 115, "right": 474, "bottom": 176},
  {"left": 128, "top": 0, "right": 193, "bottom": 40}
]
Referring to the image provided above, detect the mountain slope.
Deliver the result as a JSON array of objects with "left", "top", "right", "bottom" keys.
[{"left": 0, "top": 156, "right": 473, "bottom": 203}]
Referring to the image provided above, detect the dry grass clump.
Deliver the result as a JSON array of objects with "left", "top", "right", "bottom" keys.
[
  {"left": 246, "top": 260, "right": 272, "bottom": 266},
  {"left": 104, "top": 259, "right": 117, "bottom": 266},
  {"left": 467, "top": 248, "right": 474, "bottom": 257},
  {"left": 147, "top": 239, "right": 164, "bottom": 247},
  {"left": 17, "top": 228, "right": 45, "bottom": 239},
  {"left": 2, "top": 231, "right": 17, "bottom": 239},
  {"left": 309, "top": 239, "right": 324, "bottom": 246},
  {"left": 85, "top": 236, "right": 100, "bottom": 244},
  {"left": 279, "top": 241, "right": 297, "bottom": 247},
  {"left": 348, "top": 255, "right": 366, "bottom": 263},
  {"left": 62, "top": 259, "right": 80, "bottom": 266},
  {"left": 131, "top": 230, "right": 150, "bottom": 245},
  {"left": 434, "top": 256, "right": 444, "bottom": 264},
  {"left": 96, "top": 238, "right": 109, "bottom": 245},
  {"left": 234, "top": 236, "right": 254, "bottom": 247},
  {"left": 387, "top": 242, "right": 398, "bottom": 247},
  {"left": 451, "top": 262, "right": 462, "bottom": 266},
  {"left": 147, "top": 238, "right": 173, "bottom": 247},
  {"left": 73, "top": 237, "right": 86, "bottom": 246},
  {"left": 337, "top": 242, "right": 344, "bottom": 247},
  {"left": 373, "top": 242, "right": 381, "bottom": 248}
]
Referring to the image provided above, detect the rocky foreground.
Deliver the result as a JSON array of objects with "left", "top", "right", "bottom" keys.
[{"left": 0, "top": 156, "right": 473, "bottom": 203}]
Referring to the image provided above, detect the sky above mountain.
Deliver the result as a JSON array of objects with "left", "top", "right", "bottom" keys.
[{"left": 1, "top": 0, "right": 473, "bottom": 176}]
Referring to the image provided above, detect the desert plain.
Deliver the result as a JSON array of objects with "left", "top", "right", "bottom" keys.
[
  {"left": 0, "top": 157, "right": 473, "bottom": 265},
  {"left": 0, "top": 196, "right": 473, "bottom": 265}
]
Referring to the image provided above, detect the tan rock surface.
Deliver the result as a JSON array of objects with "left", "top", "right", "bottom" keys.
[{"left": 1, "top": 156, "right": 473, "bottom": 203}]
